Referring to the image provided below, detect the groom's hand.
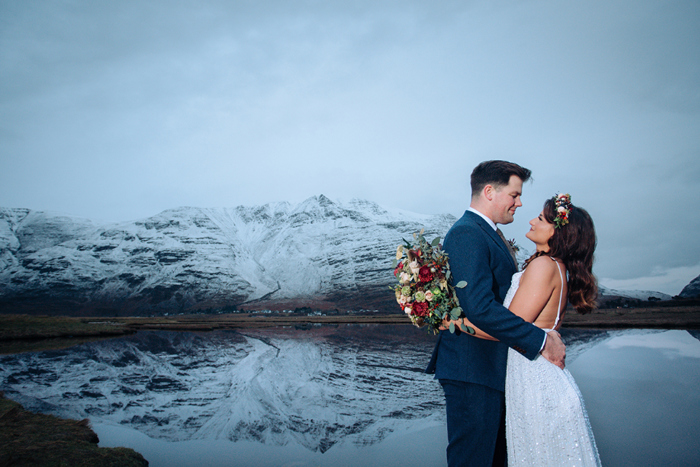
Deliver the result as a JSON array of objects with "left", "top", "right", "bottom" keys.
[{"left": 541, "top": 330, "right": 566, "bottom": 369}]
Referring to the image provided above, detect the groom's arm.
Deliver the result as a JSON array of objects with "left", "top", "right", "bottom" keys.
[{"left": 444, "top": 224, "right": 545, "bottom": 361}]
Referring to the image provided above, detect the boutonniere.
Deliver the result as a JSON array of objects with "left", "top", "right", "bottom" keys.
[{"left": 507, "top": 238, "right": 520, "bottom": 253}]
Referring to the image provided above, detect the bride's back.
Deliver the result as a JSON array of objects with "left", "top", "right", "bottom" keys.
[{"left": 510, "top": 255, "right": 567, "bottom": 330}]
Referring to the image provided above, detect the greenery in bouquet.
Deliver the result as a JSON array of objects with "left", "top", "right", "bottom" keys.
[{"left": 392, "top": 231, "right": 475, "bottom": 335}]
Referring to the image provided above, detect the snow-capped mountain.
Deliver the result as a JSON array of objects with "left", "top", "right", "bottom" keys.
[
  {"left": 597, "top": 285, "right": 672, "bottom": 301},
  {"left": 0, "top": 196, "right": 455, "bottom": 316}
]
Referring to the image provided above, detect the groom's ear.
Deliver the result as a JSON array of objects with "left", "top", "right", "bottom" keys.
[{"left": 483, "top": 184, "right": 494, "bottom": 201}]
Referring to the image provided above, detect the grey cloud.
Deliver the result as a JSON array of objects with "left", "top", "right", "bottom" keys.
[{"left": 1, "top": 0, "right": 699, "bottom": 294}]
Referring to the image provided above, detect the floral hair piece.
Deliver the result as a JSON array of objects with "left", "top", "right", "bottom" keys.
[{"left": 553, "top": 193, "right": 572, "bottom": 228}]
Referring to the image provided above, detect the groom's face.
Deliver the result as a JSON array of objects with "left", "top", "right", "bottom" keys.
[{"left": 492, "top": 175, "right": 523, "bottom": 225}]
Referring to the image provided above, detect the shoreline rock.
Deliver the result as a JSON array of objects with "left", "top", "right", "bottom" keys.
[{"left": 0, "top": 392, "right": 148, "bottom": 466}]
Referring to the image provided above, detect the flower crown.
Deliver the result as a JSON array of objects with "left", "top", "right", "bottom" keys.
[{"left": 553, "top": 193, "right": 572, "bottom": 228}]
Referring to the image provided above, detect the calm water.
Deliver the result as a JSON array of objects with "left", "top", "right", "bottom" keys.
[{"left": 1, "top": 327, "right": 699, "bottom": 466}]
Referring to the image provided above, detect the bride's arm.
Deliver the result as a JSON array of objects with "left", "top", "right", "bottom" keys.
[{"left": 441, "top": 256, "right": 558, "bottom": 339}]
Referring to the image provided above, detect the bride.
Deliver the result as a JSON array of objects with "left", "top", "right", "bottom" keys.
[{"left": 449, "top": 194, "right": 602, "bottom": 466}]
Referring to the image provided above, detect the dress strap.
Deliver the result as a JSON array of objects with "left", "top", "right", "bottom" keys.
[{"left": 551, "top": 257, "right": 565, "bottom": 330}]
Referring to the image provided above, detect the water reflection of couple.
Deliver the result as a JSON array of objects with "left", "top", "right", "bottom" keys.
[{"left": 426, "top": 160, "right": 601, "bottom": 466}]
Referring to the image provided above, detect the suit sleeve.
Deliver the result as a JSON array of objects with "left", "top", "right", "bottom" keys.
[{"left": 445, "top": 223, "right": 545, "bottom": 361}]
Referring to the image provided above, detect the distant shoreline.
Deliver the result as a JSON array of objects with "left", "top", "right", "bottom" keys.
[
  {"left": 87, "top": 306, "right": 700, "bottom": 331},
  {"left": 559, "top": 304, "right": 700, "bottom": 328},
  {"left": 1, "top": 306, "right": 699, "bottom": 353}
]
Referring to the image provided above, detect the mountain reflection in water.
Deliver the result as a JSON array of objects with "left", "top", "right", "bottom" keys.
[{"left": 1, "top": 326, "right": 699, "bottom": 466}]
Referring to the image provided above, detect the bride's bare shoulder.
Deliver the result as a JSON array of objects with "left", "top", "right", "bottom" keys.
[{"left": 521, "top": 256, "right": 558, "bottom": 283}]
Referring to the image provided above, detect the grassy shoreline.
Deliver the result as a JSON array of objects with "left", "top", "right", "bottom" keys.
[
  {"left": 0, "top": 393, "right": 147, "bottom": 466},
  {"left": 1, "top": 305, "right": 699, "bottom": 352}
]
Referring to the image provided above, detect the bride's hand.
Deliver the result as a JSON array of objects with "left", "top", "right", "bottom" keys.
[
  {"left": 541, "top": 330, "right": 566, "bottom": 369},
  {"left": 438, "top": 316, "right": 452, "bottom": 331}
]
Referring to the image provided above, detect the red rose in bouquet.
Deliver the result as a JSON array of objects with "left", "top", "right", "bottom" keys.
[
  {"left": 413, "top": 301, "right": 429, "bottom": 316},
  {"left": 419, "top": 265, "right": 434, "bottom": 283}
]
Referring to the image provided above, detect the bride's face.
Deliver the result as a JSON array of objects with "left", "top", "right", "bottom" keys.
[{"left": 526, "top": 210, "right": 555, "bottom": 249}]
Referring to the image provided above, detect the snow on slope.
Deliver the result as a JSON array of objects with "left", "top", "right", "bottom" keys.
[
  {"left": 598, "top": 285, "right": 671, "bottom": 301},
  {"left": 0, "top": 196, "right": 455, "bottom": 315}
]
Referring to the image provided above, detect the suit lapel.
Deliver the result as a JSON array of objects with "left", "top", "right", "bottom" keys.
[{"left": 468, "top": 212, "right": 517, "bottom": 270}]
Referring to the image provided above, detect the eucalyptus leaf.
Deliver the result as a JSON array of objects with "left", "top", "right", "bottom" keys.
[
  {"left": 450, "top": 308, "right": 461, "bottom": 320},
  {"left": 455, "top": 280, "right": 467, "bottom": 288},
  {"left": 449, "top": 322, "right": 455, "bottom": 334},
  {"left": 392, "top": 259, "right": 397, "bottom": 268},
  {"left": 446, "top": 270, "right": 451, "bottom": 281},
  {"left": 459, "top": 323, "right": 475, "bottom": 335},
  {"left": 431, "top": 237, "right": 441, "bottom": 247}
]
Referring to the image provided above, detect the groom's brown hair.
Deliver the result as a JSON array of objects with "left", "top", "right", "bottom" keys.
[{"left": 470, "top": 160, "right": 532, "bottom": 198}]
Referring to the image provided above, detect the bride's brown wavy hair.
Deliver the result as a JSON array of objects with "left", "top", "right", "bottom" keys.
[{"left": 524, "top": 198, "right": 598, "bottom": 314}]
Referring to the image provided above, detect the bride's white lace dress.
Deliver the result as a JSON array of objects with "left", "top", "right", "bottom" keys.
[{"left": 504, "top": 261, "right": 602, "bottom": 466}]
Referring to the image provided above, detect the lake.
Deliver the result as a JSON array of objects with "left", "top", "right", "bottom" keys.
[{"left": 1, "top": 326, "right": 699, "bottom": 466}]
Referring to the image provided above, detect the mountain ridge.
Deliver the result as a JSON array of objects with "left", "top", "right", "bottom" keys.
[
  {"left": 0, "top": 196, "right": 681, "bottom": 316},
  {"left": 0, "top": 197, "right": 454, "bottom": 316},
  {"left": 680, "top": 274, "right": 700, "bottom": 298}
]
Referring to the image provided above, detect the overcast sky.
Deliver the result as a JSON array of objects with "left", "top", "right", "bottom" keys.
[{"left": 1, "top": 0, "right": 699, "bottom": 295}]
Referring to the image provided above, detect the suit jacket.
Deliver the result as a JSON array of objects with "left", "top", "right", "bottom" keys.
[{"left": 426, "top": 210, "right": 546, "bottom": 392}]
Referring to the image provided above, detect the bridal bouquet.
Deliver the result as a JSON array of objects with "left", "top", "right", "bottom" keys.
[{"left": 392, "top": 231, "right": 474, "bottom": 335}]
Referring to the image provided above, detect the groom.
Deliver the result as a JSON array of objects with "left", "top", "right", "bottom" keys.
[{"left": 426, "top": 160, "right": 566, "bottom": 467}]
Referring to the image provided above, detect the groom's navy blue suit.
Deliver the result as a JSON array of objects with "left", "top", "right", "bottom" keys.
[{"left": 426, "top": 210, "right": 546, "bottom": 467}]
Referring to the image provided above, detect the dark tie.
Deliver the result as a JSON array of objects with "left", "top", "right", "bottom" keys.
[{"left": 496, "top": 228, "right": 518, "bottom": 267}]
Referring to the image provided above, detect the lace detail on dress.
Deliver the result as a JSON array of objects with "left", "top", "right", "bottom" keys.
[
  {"left": 505, "top": 260, "right": 602, "bottom": 466},
  {"left": 502, "top": 271, "right": 523, "bottom": 309}
]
